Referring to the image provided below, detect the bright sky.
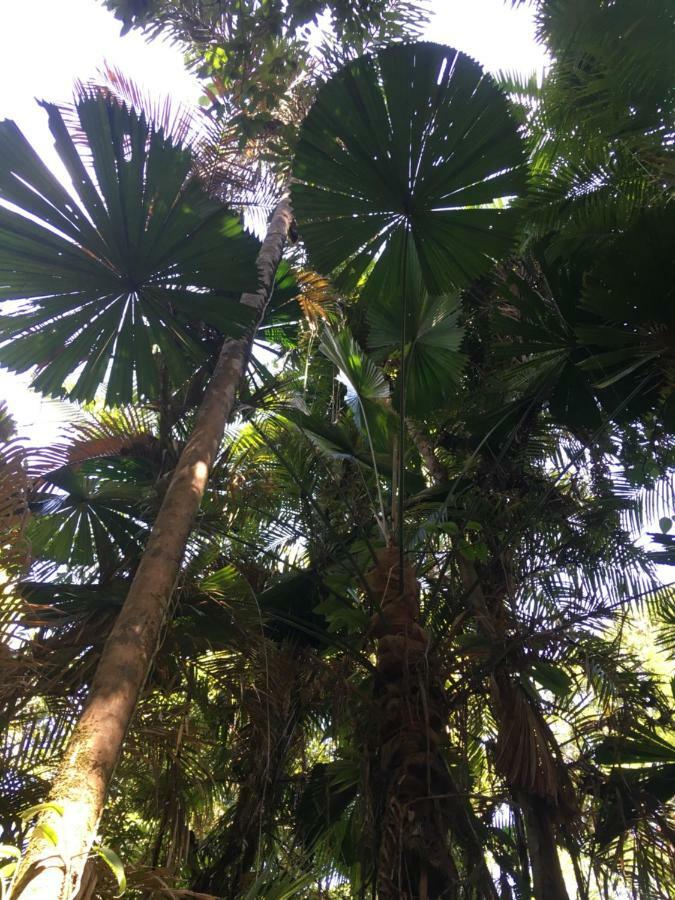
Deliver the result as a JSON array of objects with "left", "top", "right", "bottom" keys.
[{"left": 0, "top": 0, "right": 547, "bottom": 442}]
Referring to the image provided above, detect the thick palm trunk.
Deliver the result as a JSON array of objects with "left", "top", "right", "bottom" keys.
[
  {"left": 368, "top": 546, "right": 454, "bottom": 898},
  {"left": 367, "top": 547, "right": 498, "bottom": 900},
  {"left": 13, "top": 200, "right": 292, "bottom": 900}
]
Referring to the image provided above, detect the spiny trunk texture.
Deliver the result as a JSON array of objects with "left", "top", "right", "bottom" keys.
[
  {"left": 13, "top": 200, "right": 292, "bottom": 900},
  {"left": 367, "top": 546, "right": 457, "bottom": 899}
]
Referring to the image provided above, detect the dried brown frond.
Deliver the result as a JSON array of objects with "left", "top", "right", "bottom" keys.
[
  {"left": 87, "top": 858, "right": 218, "bottom": 899},
  {"left": 0, "top": 585, "right": 120, "bottom": 724},
  {"left": 293, "top": 269, "right": 339, "bottom": 329},
  {"left": 491, "top": 672, "right": 577, "bottom": 819},
  {"left": 192, "top": 118, "right": 275, "bottom": 205},
  {"left": 65, "top": 68, "right": 261, "bottom": 211}
]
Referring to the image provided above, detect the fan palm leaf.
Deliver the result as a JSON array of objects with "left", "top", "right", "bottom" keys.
[
  {"left": 0, "top": 95, "right": 261, "bottom": 405},
  {"left": 292, "top": 42, "right": 527, "bottom": 298}
]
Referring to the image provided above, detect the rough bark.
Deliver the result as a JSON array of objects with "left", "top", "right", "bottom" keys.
[
  {"left": 406, "top": 418, "right": 447, "bottom": 486},
  {"left": 368, "top": 546, "right": 454, "bottom": 898},
  {"left": 13, "top": 199, "right": 293, "bottom": 900},
  {"left": 367, "top": 547, "right": 497, "bottom": 900}
]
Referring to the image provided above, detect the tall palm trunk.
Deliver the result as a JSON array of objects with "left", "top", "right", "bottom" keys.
[
  {"left": 518, "top": 794, "right": 570, "bottom": 900},
  {"left": 13, "top": 200, "right": 293, "bottom": 900},
  {"left": 367, "top": 546, "right": 454, "bottom": 898},
  {"left": 457, "top": 553, "right": 572, "bottom": 900},
  {"left": 367, "top": 546, "right": 498, "bottom": 900}
]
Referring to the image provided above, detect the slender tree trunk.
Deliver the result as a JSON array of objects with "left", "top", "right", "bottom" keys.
[
  {"left": 13, "top": 200, "right": 293, "bottom": 900},
  {"left": 456, "top": 556, "right": 571, "bottom": 900},
  {"left": 519, "top": 795, "right": 570, "bottom": 900}
]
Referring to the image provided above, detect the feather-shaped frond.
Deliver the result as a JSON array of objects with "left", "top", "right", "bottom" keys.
[
  {"left": 29, "top": 406, "right": 159, "bottom": 482},
  {"left": 294, "top": 269, "right": 339, "bottom": 329},
  {"left": 74, "top": 64, "right": 196, "bottom": 147}
]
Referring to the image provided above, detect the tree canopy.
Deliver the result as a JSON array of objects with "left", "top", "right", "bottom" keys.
[{"left": 0, "top": 1, "right": 674, "bottom": 898}]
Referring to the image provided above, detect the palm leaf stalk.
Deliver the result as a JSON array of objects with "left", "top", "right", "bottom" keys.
[{"left": 12, "top": 198, "right": 292, "bottom": 899}]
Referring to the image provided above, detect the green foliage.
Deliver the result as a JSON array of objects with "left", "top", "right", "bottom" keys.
[
  {"left": 1, "top": 6, "right": 675, "bottom": 898},
  {"left": 0, "top": 96, "right": 260, "bottom": 405},
  {"left": 94, "top": 845, "right": 127, "bottom": 895},
  {"left": 367, "top": 291, "right": 466, "bottom": 413},
  {"left": 103, "top": 0, "right": 428, "bottom": 164},
  {"left": 292, "top": 42, "right": 527, "bottom": 296}
]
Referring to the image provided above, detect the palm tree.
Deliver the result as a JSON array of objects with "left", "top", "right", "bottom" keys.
[
  {"left": 209, "top": 265, "right": 672, "bottom": 898},
  {"left": 289, "top": 41, "right": 528, "bottom": 896},
  {"left": 1, "top": 5, "right": 674, "bottom": 896},
  {"left": 103, "top": 0, "right": 429, "bottom": 169},
  {"left": 286, "top": 34, "right": 675, "bottom": 898},
  {"left": 0, "top": 92, "right": 292, "bottom": 898}
]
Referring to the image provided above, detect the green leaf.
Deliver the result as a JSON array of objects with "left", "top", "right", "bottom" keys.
[
  {"left": 455, "top": 633, "right": 492, "bottom": 653},
  {"left": 94, "top": 845, "right": 127, "bottom": 896},
  {"left": 549, "top": 363, "right": 601, "bottom": 430},
  {"left": 530, "top": 660, "right": 573, "bottom": 699},
  {"left": 659, "top": 517, "right": 673, "bottom": 534},
  {"left": 0, "top": 847, "right": 20, "bottom": 861},
  {"left": 319, "top": 328, "right": 394, "bottom": 451},
  {"left": 0, "top": 861, "right": 17, "bottom": 880},
  {"left": 28, "top": 467, "right": 150, "bottom": 579},
  {"left": 33, "top": 824, "right": 59, "bottom": 846},
  {"left": 595, "top": 729, "right": 675, "bottom": 765},
  {"left": 320, "top": 328, "right": 390, "bottom": 407},
  {"left": 435, "top": 521, "right": 459, "bottom": 536},
  {"left": 368, "top": 290, "right": 466, "bottom": 413},
  {"left": 314, "top": 595, "right": 369, "bottom": 634},
  {"left": 461, "top": 542, "right": 488, "bottom": 564},
  {"left": 292, "top": 42, "right": 526, "bottom": 297},
  {"left": 0, "top": 97, "right": 260, "bottom": 405},
  {"left": 19, "top": 802, "right": 64, "bottom": 821}
]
